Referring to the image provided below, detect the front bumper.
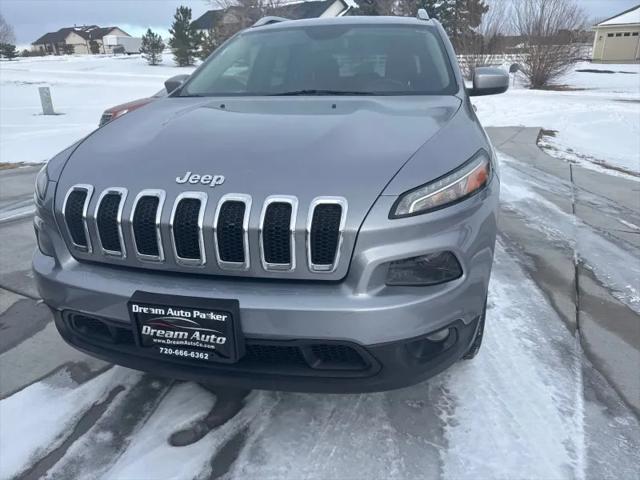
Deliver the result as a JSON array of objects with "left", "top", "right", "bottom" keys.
[
  {"left": 53, "top": 308, "right": 480, "bottom": 393},
  {"left": 34, "top": 179, "right": 498, "bottom": 392}
]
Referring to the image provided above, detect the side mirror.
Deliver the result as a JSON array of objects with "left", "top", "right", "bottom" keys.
[
  {"left": 468, "top": 67, "right": 509, "bottom": 97},
  {"left": 164, "top": 74, "right": 190, "bottom": 94}
]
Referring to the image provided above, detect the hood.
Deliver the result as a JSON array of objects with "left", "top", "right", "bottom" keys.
[
  {"left": 60, "top": 95, "right": 461, "bottom": 215},
  {"left": 55, "top": 95, "right": 462, "bottom": 280}
]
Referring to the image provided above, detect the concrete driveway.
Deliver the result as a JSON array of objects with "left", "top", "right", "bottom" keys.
[{"left": 1, "top": 128, "right": 638, "bottom": 479}]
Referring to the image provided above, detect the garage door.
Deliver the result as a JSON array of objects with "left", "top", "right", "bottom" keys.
[{"left": 604, "top": 32, "right": 640, "bottom": 61}]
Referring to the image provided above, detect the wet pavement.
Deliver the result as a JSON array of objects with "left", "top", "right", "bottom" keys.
[{"left": 0, "top": 128, "right": 638, "bottom": 479}]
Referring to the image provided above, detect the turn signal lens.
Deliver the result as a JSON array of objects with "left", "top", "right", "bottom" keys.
[
  {"left": 386, "top": 252, "right": 462, "bottom": 286},
  {"left": 34, "top": 165, "right": 49, "bottom": 204},
  {"left": 392, "top": 150, "right": 491, "bottom": 218}
]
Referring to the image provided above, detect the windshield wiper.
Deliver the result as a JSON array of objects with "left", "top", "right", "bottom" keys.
[{"left": 271, "top": 89, "right": 374, "bottom": 96}]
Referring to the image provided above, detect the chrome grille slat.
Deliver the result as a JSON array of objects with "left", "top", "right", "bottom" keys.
[
  {"left": 62, "top": 184, "right": 94, "bottom": 252},
  {"left": 307, "top": 197, "right": 347, "bottom": 273},
  {"left": 214, "top": 193, "right": 251, "bottom": 270},
  {"left": 130, "top": 189, "right": 165, "bottom": 262},
  {"left": 95, "top": 187, "right": 127, "bottom": 257},
  {"left": 62, "top": 186, "right": 348, "bottom": 276},
  {"left": 170, "top": 192, "right": 207, "bottom": 266},
  {"left": 260, "top": 196, "right": 298, "bottom": 271}
]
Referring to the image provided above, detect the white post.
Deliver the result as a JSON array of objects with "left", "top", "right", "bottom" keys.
[{"left": 38, "top": 87, "right": 55, "bottom": 115}]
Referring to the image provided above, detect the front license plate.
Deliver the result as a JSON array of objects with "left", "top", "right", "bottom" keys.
[{"left": 128, "top": 291, "right": 244, "bottom": 364}]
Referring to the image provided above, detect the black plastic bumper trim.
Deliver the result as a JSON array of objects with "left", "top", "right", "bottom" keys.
[{"left": 52, "top": 309, "right": 479, "bottom": 393}]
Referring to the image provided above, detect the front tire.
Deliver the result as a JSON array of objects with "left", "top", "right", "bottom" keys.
[{"left": 463, "top": 300, "right": 486, "bottom": 360}]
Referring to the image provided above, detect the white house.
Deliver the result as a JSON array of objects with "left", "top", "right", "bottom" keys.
[
  {"left": 592, "top": 4, "right": 640, "bottom": 63},
  {"left": 32, "top": 25, "right": 131, "bottom": 55},
  {"left": 192, "top": 0, "right": 358, "bottom": 36}
]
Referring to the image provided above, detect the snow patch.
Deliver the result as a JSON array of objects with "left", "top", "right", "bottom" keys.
[{"left": 0, "top": 367, "right": 139, "bottom": 479}]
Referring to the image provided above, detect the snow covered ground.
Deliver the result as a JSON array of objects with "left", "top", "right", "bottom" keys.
[
  {"left": 0, "top": 54, "right": 195, "bottom": 166},
  {"left": 1, "top": 237, "right": 638, "bottom": 479},
  {"left": 473, "top": 62, "right": 640, "bottom": 175}
]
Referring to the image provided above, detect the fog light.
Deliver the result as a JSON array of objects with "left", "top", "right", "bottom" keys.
[
  {"left": 386, "top": 252, "right": 462, "bottom": 286},
  {"left": 427, "top": 328, "right": 450, "bottom": 342},
  {"left": 34, "top": 217, "right": 55, "bottom": 257}
]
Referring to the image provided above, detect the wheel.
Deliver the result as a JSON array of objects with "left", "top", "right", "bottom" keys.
[{"left": 463, "top": 300, "right": 487, "bottom": 360}]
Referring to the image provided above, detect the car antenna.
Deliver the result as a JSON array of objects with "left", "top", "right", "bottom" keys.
[{"left": 417, "top": 9, "right": 430, "bottom": 20}]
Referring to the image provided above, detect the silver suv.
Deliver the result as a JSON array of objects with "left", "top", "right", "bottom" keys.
[{"left": 33, "top": 13, "right": 508, "bottom": 392}]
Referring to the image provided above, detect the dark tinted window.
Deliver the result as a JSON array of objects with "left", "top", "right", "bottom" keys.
[{"left": 182, "top": 25, "right": 457, "bottom": 96}]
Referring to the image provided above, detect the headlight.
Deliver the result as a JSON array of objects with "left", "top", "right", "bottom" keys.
[
  {"left": 34, "top": 165, "right": 49, "bottom": 204},
  {"left": 391, "top": 150, "right": 491, "bottom": 218}
]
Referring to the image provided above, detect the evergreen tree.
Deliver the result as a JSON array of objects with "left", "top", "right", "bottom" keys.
[
  {"left": 0, "top": 43, "right": 17, "bottom": 60},
  {"left": 61, "top": 43, "right": 75, "bottom": 55},
  {"left": 198, "top": 28, "right": 217, "bottom": 61},
  {"left": 169, "top": 6, "right": 201, "bottom": 66},
  {"left": 89, "top": 40, "right": 100, "bottom": 54},
  {"left": 423, "top": 0, "right": 489, "bottom": 50},
  {"left": 140, "top": 28, "right": 165, "bottom": 65}
]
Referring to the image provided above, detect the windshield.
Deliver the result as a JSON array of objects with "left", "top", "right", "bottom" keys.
[{"left": 181, "top": 24, "right": 457, "bottom": 97}]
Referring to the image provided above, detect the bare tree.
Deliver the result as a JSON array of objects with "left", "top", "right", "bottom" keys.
[
  {"left": 358, "top": 0, "right": 397, "bottom": 16},
  {"left": 512, "top": 0, "right": 587, "bottom": 89},
  {"left": 457, "top": 0, "right": 510, "bottom": 78},
  {"left": 0, "top": 14, "right": 16, "bottom": 44}
]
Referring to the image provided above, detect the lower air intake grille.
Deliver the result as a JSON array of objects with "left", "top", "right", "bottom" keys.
[
  {"left": 133, "top": 196, "right": 160, "bottom": 257},
  {"left": 217, "top": 201, "right": 246, "bottom": 263},
  {"left": 96, "top": 192, "right": 122, "bottom": 253},
  {"left": 173, "top": 197, "right": 202, "bottom": 261},
  {"left": 310, "top": 203, "right": 342, "bottom": 267},
  {"left": 64, "top": 312, "right": 373, "bottom": 374},
  {"left": 263, "top": 202, "right": 292, "bottom": 265},
  {"left": 65, "top": 190, "right": 89, "bottom": 247},
  {"left": 244, "top": 344, "right": 307, "bottom": 366},
  {"left": 311, "top": 344, "right": 367, "bottom": 369}
]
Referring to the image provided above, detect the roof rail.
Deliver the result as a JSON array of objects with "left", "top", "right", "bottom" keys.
[
  {"left": 417, "top": 8, "right": 430, "bottom": 20},
  {"left": 252, "top": 16, "right": 289, "bottom": 28}
]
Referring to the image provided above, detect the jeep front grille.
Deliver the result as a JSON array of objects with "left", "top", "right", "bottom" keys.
[
  {"left": 62, "top": 185, "right": 93, "bottom": 252},
  {"left": 308, "top": 198, "right": 347, "bottom": 272},
  {"left": 170, "top": 192, "right": 207, "bottom": 266},
  {"left": 131, "top": 190, "right": 165, "bottom": 261},
  {"left": 95, "top": 188, "right": 127, "bottom": 256},
  {"left": 61, "top": 185, "right": 347, "bottom": 277},
  {"left": 214, "top": 194, "right": 251, "bottom": 269},
  {"left": 260, "top": 197, "right": 297, "bottom": 270}
]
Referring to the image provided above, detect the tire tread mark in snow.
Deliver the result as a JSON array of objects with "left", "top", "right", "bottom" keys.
[
  {"left": 570, "top": 162, "right": 582, "bottom": 335},
  {"left": 44, "top": 376, "right": 174, "bottom": 480},
  {"left": 19, "top": 385, "right": 125, "bottom": 480},
  {"left": 0, "top": 298, "right": 51, "bottom": 354},
  {"left": 1, "top": 361, "right": 112, "bottom": 401},
  {"left": 208, "top": 425, "right": 250, "bottom": 479}
]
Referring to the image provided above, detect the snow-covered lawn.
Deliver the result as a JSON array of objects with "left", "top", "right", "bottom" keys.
[
  {"left": 0, "top": 54, "right": 196, "bottom": 165},
  {"left": 1, "top": 55, "right": 638, "bottom": 176},
  {"left": 473, "top": 62, "right": 640, "bottom": 175}
]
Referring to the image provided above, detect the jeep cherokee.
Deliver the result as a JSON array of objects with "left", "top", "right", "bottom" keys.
[{"left": 33, "top": 13, "right": 508, "bottom": 393}]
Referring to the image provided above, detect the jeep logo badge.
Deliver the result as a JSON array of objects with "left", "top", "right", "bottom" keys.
[{"left": 176, "top": 171, "right": 225, "bottom": 187}]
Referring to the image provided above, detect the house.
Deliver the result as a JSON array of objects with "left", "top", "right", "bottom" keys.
[
  {"left": 32, "top": 25, "right": 130, "bottom": 55},
  {"left": 192, "top": 0, "right": 357, "bottom": 37},
  {"left": 592, "top": 4, "right": 640, "bottom": 63}
]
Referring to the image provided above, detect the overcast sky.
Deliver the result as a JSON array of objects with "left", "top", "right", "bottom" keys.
[{"left": 1, "top": 0, "right": 638, "bottom": 46}]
